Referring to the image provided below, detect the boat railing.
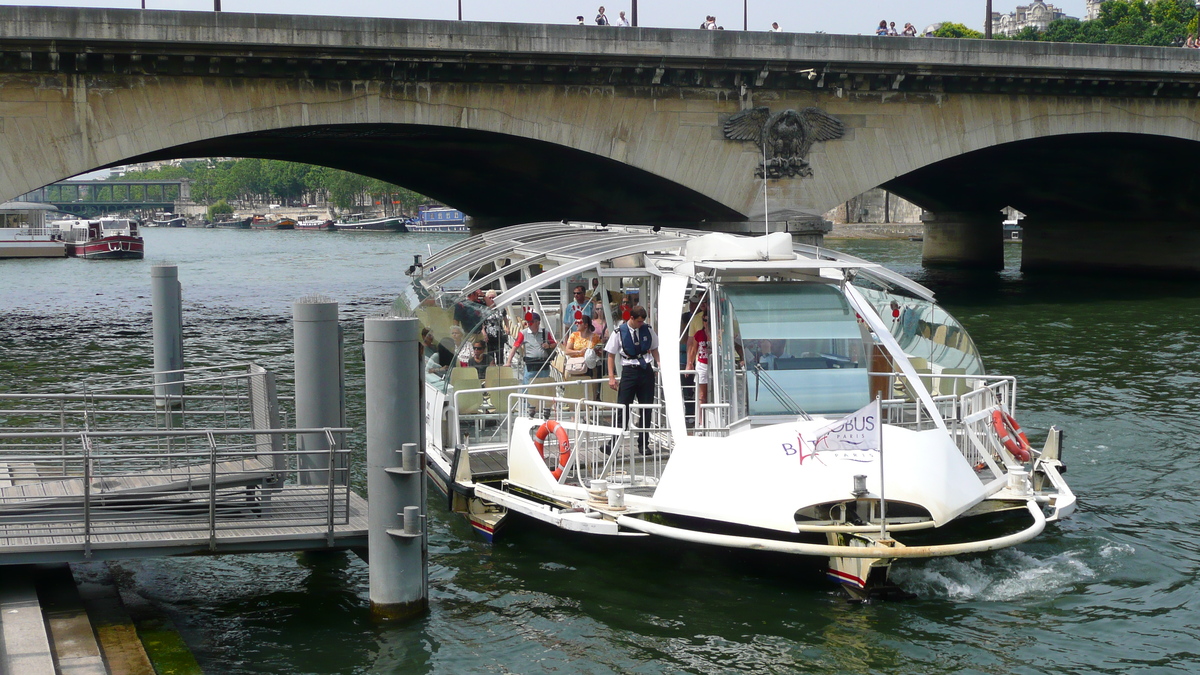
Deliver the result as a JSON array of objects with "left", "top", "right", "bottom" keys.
[{"left": 449, "top": 376, "right": 670, "bottom": 486}]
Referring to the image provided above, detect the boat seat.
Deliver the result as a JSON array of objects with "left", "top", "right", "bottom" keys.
[
  {"left": 490, "top": 378, "right": 520, "bottom": 415},
  {"left": 940, "top": 368, "right": 970, "bottom": 397},
  {"left": 485, "top": 365, "right": 516, "bottom": 389},
  {"left": 450, "top": 367, "right": 485, "bottom": 414},
  {"left": 561, "top": 382, "right": 587, "bottom": 403}
]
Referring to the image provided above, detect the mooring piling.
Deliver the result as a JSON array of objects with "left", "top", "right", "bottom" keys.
[
  {"left": 364, "top": 316, "right": 428, "bottom": 620},
  {"left": 150, "top": 264, "right": 184, "bottom": 406},
  {"left": 293, "top": 296, "right": 346, "bottom": 486}
]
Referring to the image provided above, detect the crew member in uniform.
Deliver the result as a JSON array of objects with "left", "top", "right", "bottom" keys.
[{"left": 605, "top": 306, "right": 660, "bottom": 454}]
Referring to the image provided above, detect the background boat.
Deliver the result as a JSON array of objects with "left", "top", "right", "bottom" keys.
[
  {"left": 409, "top": 205, "right": 468, "bottom": 233},
  {"left": 0, "top": 202, "right": 65, "bottom": 258},
  {"left": 334, "top": 214, "right": 405, "bottom": 231},
  {"left": 59, "top": 217, "right": 144, "bottom": 259},
  {"left": 295, "top": 215, "right": 336, "bottom": 231}
]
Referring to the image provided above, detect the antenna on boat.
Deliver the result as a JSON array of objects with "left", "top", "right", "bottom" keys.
[
  {"left": 762, "top": 139, "right": 769, "bottom": 236},
  {"left": 877, "top": 392, "right": 888, "bottom": 541}
]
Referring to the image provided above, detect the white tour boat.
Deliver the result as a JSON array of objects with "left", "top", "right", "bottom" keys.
[{"left": 404, "top": 222, "right": 1075, "bottom": 598}]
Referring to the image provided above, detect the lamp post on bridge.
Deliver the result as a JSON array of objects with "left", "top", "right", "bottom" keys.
[
  {"left": 458, "top": 0, "right": 462, "bottom": 21},
  {"left": 744, "top": 0, "right": 748, "bottom": 31},
  {"left": 985, "top": 0, "right": 992, "bottom": 38},
  {"left": 631, "top": 0, "right": 637, "bottom": 26}
]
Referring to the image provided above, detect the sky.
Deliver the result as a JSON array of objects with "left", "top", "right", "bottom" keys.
[{"left": 11, "top": 0, "right": 1091, "bottom": 36}]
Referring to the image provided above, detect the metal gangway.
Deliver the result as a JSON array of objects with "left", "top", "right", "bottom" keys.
[{"left": 0, "top": 364, "right": 367, "bottom": 564}]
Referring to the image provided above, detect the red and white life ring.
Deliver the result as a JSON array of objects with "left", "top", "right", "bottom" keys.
[
  {"left": 533, "top": 419, "right": 572, "bottom": 480},
  {"left": 991, "top": 410, "right": 1032, "bottom": 462}
]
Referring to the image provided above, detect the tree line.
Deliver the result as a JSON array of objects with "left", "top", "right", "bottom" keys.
[
  {"left": 110, "top": 158, "right": 428, "bottom": 214},
  {"left": 934, "top": 0, "right": 1198, "bottom": 46}
]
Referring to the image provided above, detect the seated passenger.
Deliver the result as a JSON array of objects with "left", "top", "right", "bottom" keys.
[{"left": 464, "top": 340, "right": 494, "bottom": 379}]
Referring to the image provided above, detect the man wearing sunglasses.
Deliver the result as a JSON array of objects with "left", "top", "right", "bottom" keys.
[{"left": 565, "top": 285, "right": 594, "bottom": 332}]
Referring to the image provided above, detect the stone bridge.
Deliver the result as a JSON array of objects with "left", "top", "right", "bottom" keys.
[{"left": 2, "top": 7, "right": 1200, "bottom": 274}]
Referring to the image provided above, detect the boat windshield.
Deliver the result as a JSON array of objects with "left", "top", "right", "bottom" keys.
[
  {"left": 720, "top": 282, "right": 869, "bottom": 416},
  {"left": 853, "top": 284, "right": 984, "bottom": 375}
]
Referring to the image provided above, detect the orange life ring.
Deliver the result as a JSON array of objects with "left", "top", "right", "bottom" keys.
[
  {"left": 533, "top": 419, "right": 572, "bottom": 480},
  {"left": 991, "top": 410, "right": 1032, "bottom": 462}
]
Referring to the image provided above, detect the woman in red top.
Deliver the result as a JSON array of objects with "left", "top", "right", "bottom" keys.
[{"left": 686, "top": 313, "right": 712, "bottom": 414}]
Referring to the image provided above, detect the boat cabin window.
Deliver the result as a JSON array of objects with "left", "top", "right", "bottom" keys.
[{"left": 720, "top": 283, "right": 869, "bottom": 416}]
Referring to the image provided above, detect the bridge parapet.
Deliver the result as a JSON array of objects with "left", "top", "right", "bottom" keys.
[{"left": 2, "top": 7, "right": 1200, "bottom": 98}]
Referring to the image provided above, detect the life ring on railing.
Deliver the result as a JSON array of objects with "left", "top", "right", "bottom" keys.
[
  {"left": 991, "top": 410, "right": 1032, "bottom": 462},
  {"left": 533, "top": 419, "right": 572, "bottom": 480}
]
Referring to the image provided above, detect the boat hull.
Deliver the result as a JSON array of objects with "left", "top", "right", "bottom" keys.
[
  {"left": 334, "top": 218, "right": 406, "bottom": 232},
  {"left": 66, "top": 236, "right": 144, "bottom": 259},
  {"left": 0, "top": 240, "right": 66, "bottom": 258}
]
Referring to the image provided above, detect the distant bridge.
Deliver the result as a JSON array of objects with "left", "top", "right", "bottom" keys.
[
  {"left": 2, "top": 7, "right": 1200, "bottom": 274},
  {"left": 16, "top": 179, "right": 190, "bottom": 217}
]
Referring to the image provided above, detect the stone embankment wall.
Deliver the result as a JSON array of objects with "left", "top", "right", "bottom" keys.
[{"left": 824, "top": 188, "right": 924, "bottom": 239}]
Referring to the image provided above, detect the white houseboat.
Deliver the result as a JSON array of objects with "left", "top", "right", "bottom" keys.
[
  {"left": 0, "top": 202, "right": 65, "bottom": 258},
  {"left": 405, "top": 222, "right": 1074, "bottom": 598}
]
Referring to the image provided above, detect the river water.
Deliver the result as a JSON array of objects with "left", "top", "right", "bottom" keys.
[{"left": 2, "top": 229, "right": 1197, "bottom": 674}]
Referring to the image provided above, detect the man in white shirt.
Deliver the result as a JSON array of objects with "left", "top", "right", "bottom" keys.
[
  {"left": 605, "top": 306, "right": 660, "bottom": 453},
  {"left": 617, "top": 11, "right": 630, "bottom": 26}
]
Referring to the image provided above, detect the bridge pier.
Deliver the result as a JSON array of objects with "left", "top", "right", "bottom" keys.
[
  {"left": 921, "top": 211, "right": 1004, "bottom": 270},
  {"left": 1022, "top": 220, "right": 1200, "bottom": 277}
]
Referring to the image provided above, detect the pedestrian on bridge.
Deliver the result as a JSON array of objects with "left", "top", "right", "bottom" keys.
[
  {"left": 596, "top": 6, "right": 610, "bottom": 25},
  {"left": 876, "top": 20, "right": 889, "bottom": 36},
  {"left": 617, "top": 10, "right": 630, "bottom": 26},
  {"left": 769, "top": 22, "right": 781, "bottom": 32}
]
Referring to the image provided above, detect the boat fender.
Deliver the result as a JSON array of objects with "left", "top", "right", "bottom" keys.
[
  {"left": 991, "top": 410, "right": 1032, "bottom": 462},
  {"left": 533, "top": 419, "right": 572, "bottom": 480}
]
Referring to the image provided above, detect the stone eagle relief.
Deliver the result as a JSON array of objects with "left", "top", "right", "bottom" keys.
[{"left": 723, "top": 107, "right": 845, "bottom": 179}]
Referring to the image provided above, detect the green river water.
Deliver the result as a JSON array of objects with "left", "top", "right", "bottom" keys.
[{"left": 1, "top": 228, "right": 1197, "bottom": 674}]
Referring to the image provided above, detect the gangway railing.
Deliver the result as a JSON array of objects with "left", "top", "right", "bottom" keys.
[{"left": 0, "top": 427, "right": 353, "bottom": 557}]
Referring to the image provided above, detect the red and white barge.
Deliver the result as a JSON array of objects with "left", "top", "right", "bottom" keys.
[{"left": 60, "top": 218, "right": 144, "bottom": 260}]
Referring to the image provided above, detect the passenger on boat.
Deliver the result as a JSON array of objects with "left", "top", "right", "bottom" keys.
[
  {"left": 591, "top": 306, "right": 608, "bottom": 341},
  {"left": 481, "top": 290, "right": 506, "bottom": 362},
  {"left": 454, "top": 289, "right": 486, "bottom": 328},
  {"left": 427, "top": 338, "right": 457, "bottom": 376},
  {"left": 464, "top": 340, "right": 494, "bottom": 378},
  {"left": 565, "top": 315, "right": 602, "bottom": 378},
  {"left": 420, "top": 327, "right": 437, "bottom": 360},
  {"left": 506, "top": 312, "right": 556, "bottom": 384},
  {"left": 605, "top": 306, "right": 660, "bottom": 453},
  {"left": 565, "top": 285, "right": 594, "bottom": 332},
  {"left": 686, "top": 312, "right": 712, "bottom": 408}
]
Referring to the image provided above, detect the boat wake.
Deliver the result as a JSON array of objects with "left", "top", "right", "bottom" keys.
[{"left": 893, "top": 542, "right": 1133, "bottom": 601}]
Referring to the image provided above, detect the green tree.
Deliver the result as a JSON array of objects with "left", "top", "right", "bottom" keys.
[
  {"left": 207, "top": 199, "right": 233, "bottom": 220},
  {"left": 933, "top": 22, "right": 984, "bottom": 39}
]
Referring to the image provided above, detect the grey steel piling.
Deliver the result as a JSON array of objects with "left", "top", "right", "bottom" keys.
[
  {"left": 293, "top": 297, "right": 346, "bottom": 486},
  {"left": 150, "top": 264, "right": 184, "bottom": 406},
  {"left": 364, "top": 317, "right": 428, "bottom": 620}
]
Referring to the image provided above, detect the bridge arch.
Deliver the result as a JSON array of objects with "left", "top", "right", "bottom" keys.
[{"left": 123, "top": 124, "right": 743, "bottom": 226}]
